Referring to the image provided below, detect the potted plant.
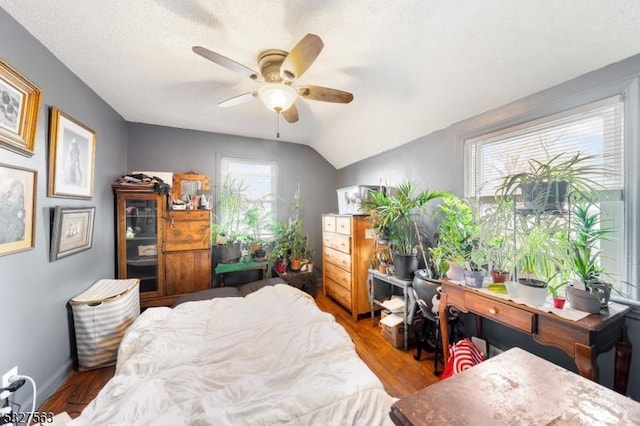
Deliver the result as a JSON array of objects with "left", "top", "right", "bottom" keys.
[
  {"left": 548, "top": 281, "right": 567, "bottom": 309},
  {"left": 428, "top": 195, "right": 479, "bottom": 281},
  {"left": 473, "top": 199, "right": 515, "bottom": 284},
  {"left": 497, "top": 153, "right": 603, "bottom": 214},
  {"left": 565, "top": 202, "right": 614, "bottom": 313},
  {"left": 363, "top": 181, "right": 448, "bottom": 280},
  {"left": 212, "top": 175, "right": 251, "bottom": 263}
]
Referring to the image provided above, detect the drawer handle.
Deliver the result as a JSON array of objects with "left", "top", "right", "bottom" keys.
[{"left": 489, "top": 307, "right": 498, "bottom": 315}]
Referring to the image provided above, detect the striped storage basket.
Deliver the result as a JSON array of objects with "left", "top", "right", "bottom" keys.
[{"left": 70, "top": 279, "right": 140, "bottom": 370}]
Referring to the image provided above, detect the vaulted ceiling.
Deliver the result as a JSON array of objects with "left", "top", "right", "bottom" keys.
[{"left": 2, "top": 1, "right": 640, "bottom": 168}]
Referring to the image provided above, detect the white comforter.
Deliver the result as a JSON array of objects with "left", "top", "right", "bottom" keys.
[{"left": 70, "top": 284, "right": 396, "bottom": 425}]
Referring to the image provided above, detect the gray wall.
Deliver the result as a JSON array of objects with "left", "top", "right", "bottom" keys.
[
  {"left": 126, "top": 123, "right": 338, "bottom": 274},
  {"left": 0, "top": 8, "right": 128, "bottom": 407},
  {"left": 339, "top": 54, "right": 640, "bottom": 400}
]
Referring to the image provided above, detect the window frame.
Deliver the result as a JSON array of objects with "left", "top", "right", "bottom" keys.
[{"left": 459, "top": 78, "right": 640, "bottom": 303}]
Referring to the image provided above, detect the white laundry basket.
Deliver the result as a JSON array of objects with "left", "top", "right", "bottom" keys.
[{"left": 70, "top": 278, "right": 140, "bottom": 370}]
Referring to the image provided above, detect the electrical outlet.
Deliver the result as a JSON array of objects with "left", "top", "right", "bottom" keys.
[{"left": 1, "top": 366, "right": 17, "bottom": 388}]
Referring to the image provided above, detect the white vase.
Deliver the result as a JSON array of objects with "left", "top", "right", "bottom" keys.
[{"left": 446, "top": 261, "right": 464, "bottom": 281}]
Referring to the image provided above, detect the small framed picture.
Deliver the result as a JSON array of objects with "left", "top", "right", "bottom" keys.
[
  {"left": 48, "top": 107, "right": 96, "bottom": 199},
  {"left": 50, "top": 206, "right": 95, "bottom": 261},
  {"left": 0, "top": 163, "right": 37, "bottom": 256},
  {"left": 0, "top": 59, "right": 42, "bottom": 157}
]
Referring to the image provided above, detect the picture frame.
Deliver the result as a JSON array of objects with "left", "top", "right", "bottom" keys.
[
  {"left": 0, "top": 163, "right": 37, "bottom": 256},
  {"left": 50, "top": 206, "right": 95, "bottom": 261},
  {"left": 48, "top": 107, "right": 96, "bottom": 199},
  {"left": 0, "top": 59, "right": 42, "bottom": 157}
]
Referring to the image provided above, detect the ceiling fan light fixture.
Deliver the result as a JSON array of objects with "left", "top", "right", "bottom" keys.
[{"left": 258, "top": 83, "right": 297, "bottom": 112}]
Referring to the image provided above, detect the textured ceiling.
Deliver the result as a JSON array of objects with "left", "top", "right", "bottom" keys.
[{"left": 2, "top": 0, "right": 640, "bottom": 169}]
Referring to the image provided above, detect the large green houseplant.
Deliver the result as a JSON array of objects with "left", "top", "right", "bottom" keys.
[
  {"left": 212, "top": 175, "right": 251, "bottom": 263},
  {"left": 428, "top": 195, "right": 479, "bottom": 279},
  {"left": 363, "top": 181, "right": 448, "bottom": 280}
]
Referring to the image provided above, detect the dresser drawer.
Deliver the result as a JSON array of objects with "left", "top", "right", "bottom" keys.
[
  {"left": 335, "top": 216, "right": 351, "bottom": 236},
  {"left": 325, "top": 278, "right": 352, "bottom": 310},
  {"left": 323, "top": 215, "right": 336, "bottom": 233},
  {"left": 466, "top": 292, "right": 535, "bottom": 333},
  {"left": 324, "top": 246, "right": 352, "bottom": 271},
  {"left": 323, "top": 233, "right": 351, "bottom": 254},
  {"left": 325, "top": 262, "right": 352, "bottom": 291}
]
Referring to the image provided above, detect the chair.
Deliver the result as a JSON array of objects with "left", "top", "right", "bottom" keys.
[{"left": 411, "top": 276, "right": 461, "bottom": 376}]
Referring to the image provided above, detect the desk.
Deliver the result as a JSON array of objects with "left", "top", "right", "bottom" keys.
[
  {"left": 367, "top": 269, "right": 416, "bottom": 351},
  {"left": 214, "top": 261, "right": 268, "bottom": 286},
  {"left": 390, "top": 347, "right": 640, "bottom": 425},
  {"left": 438, "top": 278, "right": 632, "bottom": 394}
]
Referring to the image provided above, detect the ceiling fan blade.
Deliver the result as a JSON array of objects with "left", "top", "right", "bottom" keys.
[
  {"left": 192, "top": 46, "right": 260, "bottom": 81},
  {"left": 280, "top": 34, "right": 324, "bottom": 81},
  {"left": 297, "top": 85, "right": 353, "bottom": 103},
  {"left": 282, "top": 103, "right": 299, "bottom": 123},
  {"left": 217, "top": 92, "right": 258, "bottom": 107}
]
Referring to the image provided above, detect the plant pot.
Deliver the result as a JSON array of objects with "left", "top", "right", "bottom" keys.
[
  {"left": 290, "top": 258, "right": 303, "bottom": 272},
  {"left": 490, "top": 270, "right": 510, "bottom": 284},
  {"left": 393, "top": 253, "right": 418, "bottom": 280},
  {"left": 522, "top": 181, "right": 569, "bottom": 212},
  {"left": 463, "top": 270, "right": 485, "bottom": 288},
  {"left": 445, "top": 261, "right": 465, "bottom": 281},
  {"left": 274, "top": 260, "right": 287, "bottom": 274},
  {"left": 566, "top": 286, "right": 605, "bottom": 314},
  {"left": 377, "top": 264, "right": 388, "bottom": 274},
  {"left": 216, "top": 241, "right": 242, "bottom": 264},
  {"left": 253, "top": 248, "right": 266, "bottom": 261},
  {"left": 552, "top": 296, "right": 566, "bottom": 309},
  {"left": 516, "top": 278, "right": 548, "bottom": 306}
]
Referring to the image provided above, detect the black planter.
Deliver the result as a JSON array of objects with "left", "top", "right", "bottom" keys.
[
  {"left": 216, "top": 241, "right": 241, "bottom": 264},
  {"left": 523, "top": 181, "right": 569, "bottom": 212},
  {"left": 393, "top": 253, "right": 418, "bottom": 280}
]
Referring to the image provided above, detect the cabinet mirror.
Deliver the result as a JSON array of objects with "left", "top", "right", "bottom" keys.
[{"left": 172, "top": 172, "right": 210, "bottom": 202}]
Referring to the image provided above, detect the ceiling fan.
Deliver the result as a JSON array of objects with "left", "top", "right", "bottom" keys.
[{"left": 192, "top": 34, "right": 353, "bottom": 124}]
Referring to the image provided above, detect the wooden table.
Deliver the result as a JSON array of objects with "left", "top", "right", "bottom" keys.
[
  {"left": 390, "top": 347, "right": 640, "bottom": 425},
  {"left": 438, "top": 278, "right": 632, "bottom": 394}
]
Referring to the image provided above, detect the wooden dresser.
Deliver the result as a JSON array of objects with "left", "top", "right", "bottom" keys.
[{"left": 322, "top": 214, "right": 375, "bottom": 320}]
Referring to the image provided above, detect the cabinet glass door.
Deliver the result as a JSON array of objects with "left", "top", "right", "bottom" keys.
[{"left": 123, "top": 197, "right": 159, "bottom": 294}]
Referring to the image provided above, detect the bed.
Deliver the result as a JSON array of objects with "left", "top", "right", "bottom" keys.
[{"left": 69, "top": 283, "right": 396, "bottom": 425}]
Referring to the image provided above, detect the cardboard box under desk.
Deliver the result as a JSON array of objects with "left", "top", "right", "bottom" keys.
[{"left": 380, "top": 309, "right": 416, "bottom": 348}]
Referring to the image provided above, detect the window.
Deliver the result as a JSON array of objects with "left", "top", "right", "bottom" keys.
[
  {"left": 219, "top": 157, "right": 278, "bottom": 240},
  {"left": 463, "top": 96, "right": 635, "bottom": 299}
]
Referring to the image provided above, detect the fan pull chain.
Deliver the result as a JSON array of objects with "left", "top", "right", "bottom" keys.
[{"left": 275, "top": 111, "right": 281, "bottom": 139}]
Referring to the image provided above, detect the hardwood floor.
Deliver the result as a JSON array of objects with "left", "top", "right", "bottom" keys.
[{"left": 38, "top": 290, "right": 440, "bottom": 417}]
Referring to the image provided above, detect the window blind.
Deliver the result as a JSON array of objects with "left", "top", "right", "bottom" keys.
[{"left": 464, "top": 96, "right": 624, "bottom": 199}]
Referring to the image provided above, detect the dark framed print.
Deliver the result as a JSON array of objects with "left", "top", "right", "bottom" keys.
[
  {"left": 50, "top": 206, "right": 95, "bottom": 261},
  {"left": 0, "top": 59, "right": 42, "bottom": 157},
  {"left": 0, "top": 163, "right": 37, "bottom": 256},
  {"left": 48, "top": 107, "right": 96, "bottom": 199}
]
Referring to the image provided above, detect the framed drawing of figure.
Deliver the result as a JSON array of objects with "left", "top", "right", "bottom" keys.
[
  {"left": 0, "top": 163, "right": 37, "bottom": 256},
  {"left": 48, "top": 107, "right": 96, "bottom": 199},
  {"left": 0, "top": 59, "right": 42, "bottom": 157}
]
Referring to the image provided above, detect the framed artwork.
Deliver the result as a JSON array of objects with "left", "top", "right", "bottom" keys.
[
  {"left": 48, "top": 107, "right": 96, "bottom": 199},
  {"left": 0, "top": 163, "right": 37, "bottom": 256},
  {"left": 0, "top": 59, "right": 42, "bottom": 157},
  {"left": 50, "top": 206, "right": 95, "bottom": 261}
]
